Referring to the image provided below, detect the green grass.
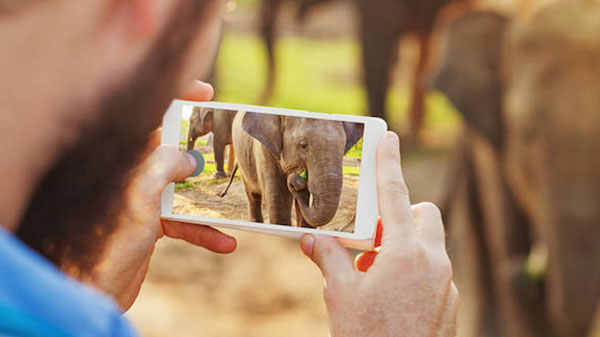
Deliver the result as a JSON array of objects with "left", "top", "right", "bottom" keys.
[
  {"left": 345, "top": 139, "right": 362, "bottom": 158},
  {"left": 215, "top": 32, "right": 461, "bottom": 140},
  {"left": 216, "top": 33, "right": 365, "bottom": 115},
  {"left": 175, "top": 180, "right": 201, "bottom": 192},
  {"left": 343, "top": 166, "right": 360, "bottom": 176}
]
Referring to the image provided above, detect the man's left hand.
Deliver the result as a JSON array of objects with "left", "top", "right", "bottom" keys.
[{"left": 87, "top": 81, "right": 236, "bottom": 310}]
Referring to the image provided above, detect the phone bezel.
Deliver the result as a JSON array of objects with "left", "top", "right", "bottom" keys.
[{"left": 160, "top": 100, "right": 387, "bottom": 250}]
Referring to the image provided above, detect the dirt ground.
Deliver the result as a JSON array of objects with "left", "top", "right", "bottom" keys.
[{"left": 174, "top": 143, "right": 360, "bottom": 233}]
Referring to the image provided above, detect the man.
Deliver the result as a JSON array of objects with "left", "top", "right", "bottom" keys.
[{"left": 0, "top": 0, "right": 458, "bottom": 336}]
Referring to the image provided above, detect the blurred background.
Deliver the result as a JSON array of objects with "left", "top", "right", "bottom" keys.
[{"left": 126, "top": 0, "right": 600, "bottom": 336}]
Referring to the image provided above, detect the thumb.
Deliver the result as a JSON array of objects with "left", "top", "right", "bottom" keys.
[
  {"left": 301, "top": 235, "right": 355, "bottom": 281},
  {"left": 141, "top": 145, "right": 196, "bottom": 196}
]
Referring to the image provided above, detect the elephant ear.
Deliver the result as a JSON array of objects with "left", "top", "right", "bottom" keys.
[
  {"left": 200, "top": 108, "right": 214, "bottom": 126},
  {"left": 342, "top": 122, "right": 364, "bottom": 154},
  {"left": 242, "top": 111, "right": 282, "bottom": 159},
  {"left": 190, "top": 107, "right": 202, "bottom": 122}
]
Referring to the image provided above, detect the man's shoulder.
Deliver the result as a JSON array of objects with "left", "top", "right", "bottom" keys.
[{"left": 0, "top": 229, "right": 137, "bottom": 337}]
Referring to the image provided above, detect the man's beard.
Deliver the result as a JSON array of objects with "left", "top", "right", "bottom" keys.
[{"left": 17, "top": 0, "right": 215, "bottom": 275}]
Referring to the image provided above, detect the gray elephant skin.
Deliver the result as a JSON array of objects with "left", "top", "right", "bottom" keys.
[
  {"left": 259, "top": 0, "right": 466, "bottom": 136},
  {"left": 434, "top": 6, "right": 600, "bottom": 337},
  {"left": 232, "top": 111, "right": 363, "bottom": 228},
  {"left": 187, "top": 107, "right": 236, "bottom": 179}
]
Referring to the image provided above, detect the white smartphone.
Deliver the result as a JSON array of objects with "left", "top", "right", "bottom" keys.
[{"left": 160, "top": 100, "right": 387, "bottom": 250}]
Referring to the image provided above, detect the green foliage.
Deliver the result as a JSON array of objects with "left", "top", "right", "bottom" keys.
[{"left": 216, "top": 32, "right": 461, "bottom": 139}]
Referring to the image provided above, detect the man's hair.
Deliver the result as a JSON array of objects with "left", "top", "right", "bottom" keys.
[{"left": 16, "top": 0, "right": 216, "bottom": 276}]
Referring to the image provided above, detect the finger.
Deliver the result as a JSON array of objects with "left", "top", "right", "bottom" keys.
[
  {"left": 147, "top": 128, "right": 162, "bottom": 150},
  {"left": 354, "top": 249, "right": 380, "bottom": 272},
  {"left": 178, "top": 80, "right": 214, "bottom": 101},
  {"left": 161, "top": 220, "right": 237, "bottom": 254},
  {"left": 411, "top": 202, "right": 446, "bottom": 251},
  {"left": 143, "top": 145, "right": 196, "bottom": 195},
  {"left": 376, "top": 132, "right": 416, "bottom": 245},
  {"left": 301, "top": 235, "right": 355, "bottom": 281}
]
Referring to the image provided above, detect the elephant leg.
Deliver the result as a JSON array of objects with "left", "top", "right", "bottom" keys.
[
  {"left": 264, "top": 177, "right": 292, "bottom": 226},
  {"left": 213, "top": 139, "right": 227, "bottom": 179},
  {"left": 409, "top": 31, "right": 432, "bottom": 139},
  {"left": 227, "top": 144, "right": 235, "bottom": 175},
  {"left": 469, "top": 130, "right": 555, "bottom": 337},
  {"left": 451, "top": 156, "right": 503, "bottom": 337},
  {"left": 546, "top": 219, "right": 600, "bottom": 337},
  {"left": 245, "top": 190, "right": 263, "bottom": 223},
  {"left": 357, "top": 0, "right": 399, "bottom": 121},
  {"left": 259, "top": 0, "right": 282, "bottom": 104}
]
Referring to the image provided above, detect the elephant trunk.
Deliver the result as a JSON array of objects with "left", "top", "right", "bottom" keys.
[
  {"left": 187, "top": 134, "right": 196, "bottom": 151},
  {"left": 288, "top": 158, "right": 343, "bottom": 227}
]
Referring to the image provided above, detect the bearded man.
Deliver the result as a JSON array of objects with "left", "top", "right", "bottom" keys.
[{"left": 0, "top": 1, "right": 458, "bottom": 336}]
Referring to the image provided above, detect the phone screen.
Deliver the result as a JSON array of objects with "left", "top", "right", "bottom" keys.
[{"left": 173, "top": 104, "right": 364, "bottom": 233}]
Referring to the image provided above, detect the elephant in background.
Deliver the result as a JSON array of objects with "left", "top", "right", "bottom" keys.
[
  {"left": 231, "top": 111, "right": 363, "bottom": 227},
  {"left": 434, "top": 4, "right": 600, "bottom": 337},
  {"left": 187, "top": 107, "right": 237, "bottom": 179},
  {"left": 258, "top": 0, "right": 472, "bottom": 137}
]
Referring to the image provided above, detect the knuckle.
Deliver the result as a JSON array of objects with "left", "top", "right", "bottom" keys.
[
  {"left": 386, "top": 177, "right": 409, "bottom": 195},
  {"left": 386, "top": 239, "right": 428, "bottom": 264},
  {"left": 413, "top": 202, "right": 442, "bottom": 220},
  {"left": 433, "top": 254, "right": 454, "bottom": 285},
  {"left": 451, "top": 282, "right": 459, "bottom": 298}
]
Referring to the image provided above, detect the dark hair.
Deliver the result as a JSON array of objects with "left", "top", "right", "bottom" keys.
[{"left": 16, "top": 0, "right": 217, "bottom": 276}]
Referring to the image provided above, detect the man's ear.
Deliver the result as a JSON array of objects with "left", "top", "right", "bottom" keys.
[
  {"left": 342, "top": 122, "right": 364, "bottom": 154},
  {"left": 242, "top": 112, "right": 282, "bottom": 159}
]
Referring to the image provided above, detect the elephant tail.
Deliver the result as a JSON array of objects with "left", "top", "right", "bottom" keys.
[{"left": 218, "top": 163, "right": 238, "bottom": 198}]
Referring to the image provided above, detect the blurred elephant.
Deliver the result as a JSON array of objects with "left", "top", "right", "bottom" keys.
[
  {"left": 435, "top": 5, "right": 600, "bottom": 337},
  {"left": 187, "top": 107, "right": 237, "bottom": 179},
  {"left": 231, "top": 111, "right": 363, "bottom": 227},
  {"left": 259, "top": 0, "right": 471, "bottom": 137}
]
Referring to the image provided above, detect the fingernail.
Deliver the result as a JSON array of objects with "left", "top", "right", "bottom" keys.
[
  {"left": 387, "top": 132, "right": 400, "bottom": 146},
  {"left": 301, "top": 235, "right": 315, "bottom": 257},
  {"left": 197, "top": 81, "right": 214, "bottom": 94}
]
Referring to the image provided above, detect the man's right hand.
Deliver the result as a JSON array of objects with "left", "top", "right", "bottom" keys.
[{"left": 300, "top": 132, "right": 458, "bottom": 337}]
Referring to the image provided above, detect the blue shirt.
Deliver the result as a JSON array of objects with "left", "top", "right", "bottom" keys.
[{"left": 0, "top": 227, "right": 138, "bottom": 337}]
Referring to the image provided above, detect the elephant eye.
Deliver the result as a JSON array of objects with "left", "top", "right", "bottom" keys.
[{"left": 298, "top": 139, "right": 309, "bottom": 151}]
